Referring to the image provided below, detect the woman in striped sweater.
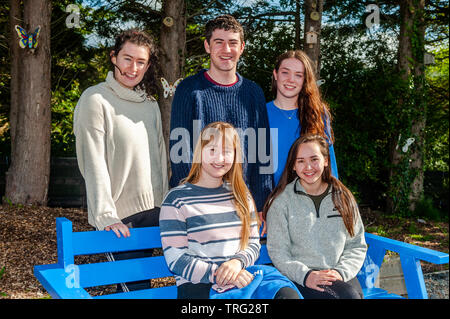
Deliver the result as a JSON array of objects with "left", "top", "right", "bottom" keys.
[{"left": 159, "top": 122, "right": 300, "bottom": 299}]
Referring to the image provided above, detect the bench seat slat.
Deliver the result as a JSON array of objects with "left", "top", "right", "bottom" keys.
[
  {"left": 363, "top": 288, "right": 405, "bottom": 299},
  {"left": 79, "top": 256, "right": 173, "bottom": 288},
  {"left": 72, "top": 227, "right": 163, "bottom": 256},
  {"left": 94, "top": 286, "right": 177, "bottom": 299}
]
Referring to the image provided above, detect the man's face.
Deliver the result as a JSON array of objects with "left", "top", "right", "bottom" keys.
[{"left": 204, "top": 29, "right": 244, "bottom": 73}]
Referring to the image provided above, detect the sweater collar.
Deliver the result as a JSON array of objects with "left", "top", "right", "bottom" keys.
[
  {"left": 200, "top": 69, "right": 243, "bottom": 89},
  {"left": 293, "top": 177, "right": 331, "bottom": 196},
  {"left": 105, "top": 71, "right": 147, "bottom": 103}
]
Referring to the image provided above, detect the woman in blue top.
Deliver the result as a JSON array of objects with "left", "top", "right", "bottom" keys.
[
  {"left": 262, "top": 50, "right": 338, "bottom": 234},
  {"left": 267, "top": 50, "right": 338, "bottom": 185}
]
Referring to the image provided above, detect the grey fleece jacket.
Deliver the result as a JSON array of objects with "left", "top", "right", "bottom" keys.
[{"left": 266, "top": 178, "right": 367, "bottom": 286}]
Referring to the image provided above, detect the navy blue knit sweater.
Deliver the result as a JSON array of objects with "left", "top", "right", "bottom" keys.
[{"left": 169, "top": 69, "right": 274, "bottom": 211}]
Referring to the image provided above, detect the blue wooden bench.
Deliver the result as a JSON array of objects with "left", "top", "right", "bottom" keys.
[{"left": 34, "top": 217, "right": 448, "bottom": 299}]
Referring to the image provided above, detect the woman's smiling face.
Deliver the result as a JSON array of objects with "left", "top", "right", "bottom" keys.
[
  {"left": 199, "top": 134, "right": 235, "bottom": 185},
  {"left": 273, "top": 57, "right": 305, "bottom": 100},
  {"left": 110, "top": 41, "right": 150, "bottom": 89},
  {"left": 294, "top": 141, "right": 328, "bottom": 188}
]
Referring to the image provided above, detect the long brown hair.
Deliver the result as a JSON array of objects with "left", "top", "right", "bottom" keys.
[
  {"left": 182, "top": 122, "right": 258, "bottom": 249},
  {"left": 263, "top": 134, "right": 357, "bottom": 236},
  {"left": 272, "top": 50, "right": 334, "bottom": 143}
]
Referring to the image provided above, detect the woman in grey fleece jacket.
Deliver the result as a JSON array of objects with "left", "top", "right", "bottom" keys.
[{"left": 263, "top": 134, "right": 367, "bottom": 299}]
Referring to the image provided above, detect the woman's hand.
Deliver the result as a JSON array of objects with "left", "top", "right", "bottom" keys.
[
  {"left": 105, "top": 222, "right": 130, "bottom": 238},
  {"left": 232, "top": 269, "right": 254, "bottom": 289},
  {"left": 214, "top": 259, "right": 243, "bottom": 287},
  {"left": 305, "top": 270, "right": 338, "bottom": 292}
]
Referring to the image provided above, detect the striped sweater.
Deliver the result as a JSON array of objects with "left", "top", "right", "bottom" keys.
[{"left": 159, "top": 182, "right": 261, "bottom": 286}]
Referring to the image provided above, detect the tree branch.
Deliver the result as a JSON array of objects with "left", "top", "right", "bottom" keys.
[{"left": 187, "top": 0, "right": 220, "bottom": 19}]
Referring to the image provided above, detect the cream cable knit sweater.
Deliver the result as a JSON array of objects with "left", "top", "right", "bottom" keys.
[{"left": 74, "top": 72, "right": 168, "bottom": 230}]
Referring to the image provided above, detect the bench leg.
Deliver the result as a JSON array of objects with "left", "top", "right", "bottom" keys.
[{"left": 400, "top": 254, "right": 428, "bottom": 299}]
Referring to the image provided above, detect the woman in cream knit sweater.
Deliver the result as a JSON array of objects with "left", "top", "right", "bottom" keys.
[{"left": 73, "top": 29, "right": 168, "bottom": 292}]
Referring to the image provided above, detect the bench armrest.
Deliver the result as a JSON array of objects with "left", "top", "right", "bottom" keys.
[
  {"left": 365, "top": 233, "right": 449, "bottom": 264},
  {"left": 34, "top": 264, "right": 92, "bottom": 299},
  {"left": 358, "top": 232, "right": 449, "bottom": 299}
]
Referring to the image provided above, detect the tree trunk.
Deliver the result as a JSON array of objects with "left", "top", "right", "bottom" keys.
[
  {"left": 5, "top": 0, "right": 52, "bottom": 205},
  {"left": 303, "top": 0, "right": 323, "bottom": 77},
  {"left": 158, "top": 0, "right": 186, "bottom": 178},
  {"left": 8, "top": 0, "right": 22, "bottom": 148},
  {"left": 387, "top": 0, "right": 426, "bottom": 213},
  {"left": 294, "top": 0, "right": 301, "bottom": 50},
  {"left": 408, "top": 0, "right": 426, "bottom": 211}
]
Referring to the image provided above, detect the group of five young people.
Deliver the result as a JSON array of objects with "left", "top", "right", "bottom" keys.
[{"left": 74, "top": 15, "right": 367, "bottom": 299}]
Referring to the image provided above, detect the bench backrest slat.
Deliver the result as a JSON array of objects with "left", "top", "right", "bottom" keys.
[
  {"left": 72, "top": 227, "right": 163, "bottom": 256},
  {"left": 56, "top": 218, "right": 164, "bottom": 258},
  {"left": 78, "top": 256, "right": 173, "bottom": 288}
]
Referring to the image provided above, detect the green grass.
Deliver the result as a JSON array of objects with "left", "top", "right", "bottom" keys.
[{"left": 410, "top": 234, "right": 436, "bottom": 242}]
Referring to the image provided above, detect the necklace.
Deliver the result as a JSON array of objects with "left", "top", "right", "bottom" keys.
[{"left": 275, "top": 104, "right": 297, "bottom": 120}]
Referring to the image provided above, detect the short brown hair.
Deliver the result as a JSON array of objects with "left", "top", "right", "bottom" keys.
[{"left": 204, "top": 15, "right": 244, "bottom": 44}]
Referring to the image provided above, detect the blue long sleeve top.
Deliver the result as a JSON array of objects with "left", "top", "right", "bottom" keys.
[
  {"left": 169, "top": 69, "right": 274, "bottom": 211},
  {"left": 266, "top": 101, "right": 338, "bottom": 186}
]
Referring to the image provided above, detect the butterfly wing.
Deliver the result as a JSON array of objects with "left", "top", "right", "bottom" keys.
[
  {"left": 15, "top": 25, "right": 28, "bottom": 39},
  {"left": 15, "top": 25, "right": 28, "bottom": 48},
  {"left": 169, "top": 78, "right": 183, "bottom": 96},
  {"left": 160, "top": 77, "right": 170, "bottom": 98},
  {"left": 402, "top": 138, "right": 415, "bottom": 153},
  {"left": 32, "top": 26, "right": 41, "bottom": 48},
  {"left": 173, "top": 78, "right": 183, "bottom": 89}
]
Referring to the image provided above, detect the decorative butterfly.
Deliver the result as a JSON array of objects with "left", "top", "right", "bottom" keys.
[
  {"left": 160, "top": 77, "right": 182, "bottom": 98},
  {"left": 15, "top": 25, "right": 41, "bottom": 49}
]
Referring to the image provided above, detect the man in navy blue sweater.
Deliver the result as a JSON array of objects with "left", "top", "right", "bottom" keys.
[{"left": 169, "top": 15, "right": 273, "bottom": 213}]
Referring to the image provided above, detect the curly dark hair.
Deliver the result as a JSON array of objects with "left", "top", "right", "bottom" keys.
[
  {"left": 204, "top": 15, "right": 244, "bottom": 44},
  {"left": 110, "top": 29, "right": 159, "bottom": 97}
]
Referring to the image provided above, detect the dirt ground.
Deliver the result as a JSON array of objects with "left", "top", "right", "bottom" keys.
[{"left": 0, "top": 204, "right": 448, "bottom": 299}]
